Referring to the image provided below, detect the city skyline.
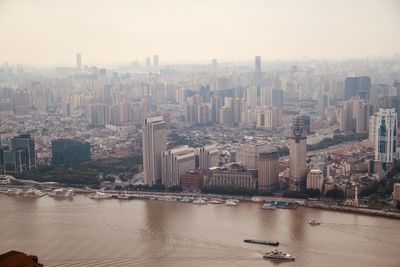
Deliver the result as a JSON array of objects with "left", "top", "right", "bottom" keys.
[{"left": 0, "top": 0, "right": 399, "bottom": 66}]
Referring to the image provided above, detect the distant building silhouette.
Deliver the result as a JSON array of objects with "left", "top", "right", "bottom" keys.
[{"left": 344, "top": 76, "right": 371, "bottom": 100}]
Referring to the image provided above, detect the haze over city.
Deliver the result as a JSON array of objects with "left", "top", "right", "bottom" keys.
[{"left": 0, "top": 0, "right": 400, "bottom": 66}]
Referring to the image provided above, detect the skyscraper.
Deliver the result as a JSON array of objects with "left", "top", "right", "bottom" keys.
[
  {"left": 371, "top": 108, "right": 397, "bottom": 170},
  {"left": 198, "top": 145, "right": 219, "bottom": 170},
  {"left": 255, "top": 56, "right": 261, "bottom": 83},
  {"left": 211, "top": 58, "right": 218, "bottom": 70},
  {"left": 339, "top": 97, "right": 372, "bottom": 133},
  {"left": 153, "top": 55, "right": 159, "bottom": 68},
  {"left": 76, "top": 53, "right": 82, "bottom": 70},
  {"left": 257, "top": 150, "right": 280, "bottom": 192},
  {"left": 344, "top": 76, "right": 371, "bottom": 100},
  {"left": 89, "top": 104, "right": 111, "bottom": 127},
  {"left": 146, "top": 57, "right": 151, "bottom": 68},
  {"left": 161, "top": 145, "right": 195, "bottom": 187},
  {"left": 256, "top": 107, "right": 282, "bottom": 129},
  {"left": 289, "top": 116, "right": 307, "bottom": 192},
  {"left": 211, "top": 96, "right": 222, "bottom": 123},
  {"left": 142, "top": 116, "right": 167, "bottom": 186},
  {"left": 11, "top": 134, "right": 36, "bottom": 170}
]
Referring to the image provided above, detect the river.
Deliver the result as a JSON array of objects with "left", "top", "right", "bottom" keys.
[{"left": 0, "top": 194, "right": 399, "bottom": 267}]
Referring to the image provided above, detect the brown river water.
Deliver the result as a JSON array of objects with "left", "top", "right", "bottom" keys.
[{"left": 0, "top": 194, "right": 399, "bottom": 267}]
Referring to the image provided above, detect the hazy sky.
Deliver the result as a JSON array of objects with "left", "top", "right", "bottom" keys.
[{"left": 0, "top": 0, "right": 399, "bottom": 66}]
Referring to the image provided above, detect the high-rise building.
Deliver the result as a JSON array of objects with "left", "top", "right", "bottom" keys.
[
  {"left": 299, "top": 114, "right": 311, "bottom": 134},
  {"left": 255, "top": 56, "right": 262, "bottom": 82},
  {"left": 3, "top": 150, "right": 27, "bottom": 174},
  {"left": 211, "top": 96, "right": 222, "bottom": 123},
  {"left": 3, "top": 134, "right": 36, "bottom": 174},
  {"left": 289, "top": 116, "right": 307, "bottom": 192},
  {"left": 257, "top": 151, "right": 280, "bottom": 192},
  {"left": 339, "top": 97, "right": 372, "bottom": 133},
  {"left": 211, "top": 58, "right": 218, "bottom": 70},
  {"left": 256, "top": 107, "right": 282, "bottom": 129},
  {"left": 142, "top": 116, "right": 167, "bottom": 186},
  {"left": 260, "top": 88, "right": 284, "bottom": 109},
  {"left": 51, "top": 139, "right": 91, "bottom": 165},
  {"left": 317, "top": 94, "right": 330, "bottom": 114},
  {"left": 219, "top": 106, "right": 233, "bottom": 125},
  {"left": 371, "top": 108, "right": 397, "bottom": 170},
  {"left": 11, "top": 134, "right": 36, "bottom": 170},
  {"left": 146, "top": 57, "right": 151, "bottom": 68},
  {"left": 198, "top": 145, "right": 219, "bottom": 169},
  {"left": 153, "top": 55, "right": 159, "bottom": 68},
  {"left": 354, "top": 99, "right": 373, "bottom": 133},
  {"left": 76, "top": 53, "right": 82, "bottom": 70},
  {"left": 89, "top": 104, "right": 111, "bottom": 126},
  {"left": 378, "top": 95, "right": 400, "bottom": 121},
  {"left": 246, "top": 86, "right": 258, "bottom": 109},
  {"left": 161, "top": 145, "right": 195, "bottom": 188},
  {"left": 344, "top": 76, "right": 371, "bottom": 100},
  {"left": 237, "top": 142, "right": 272, "bottom": 169},
  {"left": 306, "top": 169, "right": 324, "bottom": 192},
  {"left": 394, "top": 80, "right": 400, "bottom": 97},
  {"left": 271, "top": 89, "right": 284, "bottom": 109},
  {"left": 225, "top": 97, "right": 245, "bottom": 124}
]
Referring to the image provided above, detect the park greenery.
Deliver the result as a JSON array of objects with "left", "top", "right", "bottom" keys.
[
  {"left": 16, "top": 156, "right": 143, "bottom": 186},
  {"left": 360, "top": 163, "right": 400, "bottom": 208}
]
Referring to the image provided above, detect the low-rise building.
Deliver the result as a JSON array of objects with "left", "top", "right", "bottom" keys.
[
  {"left": 180, "top": 170, "right": 208, "bottom": 190},
  {"left": 205, "top": 163, "right": 257, "bottom": 190}
]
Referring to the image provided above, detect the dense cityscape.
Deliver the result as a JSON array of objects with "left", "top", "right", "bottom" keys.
[{"left": 1, "top": 55, "right": 400, "bottom": 210}]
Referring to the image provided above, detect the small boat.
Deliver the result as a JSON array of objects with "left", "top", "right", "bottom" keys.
[
  {"left": 117, "top": 189, "right": 130, "bottom": 200},
  {"left": 261, "top": 203, "right": 276, "bottom": 210},
  {"left": 161, "top": 196, "right": 177, "bottom": 202},
  {"left": 6, "top": 188, "right": 24, "bottom": 195},
  {"left": 208, "top": 198, "right": 223, "bottom": 204},
  {"left": 180, "top": 197, "right": 193, "bottom": 203},
  {"left": 308, "top": 219, "right": 321, "bottom": 226},
  {"left": 192, "top": 198, "right": 207, "bottom": 205},
  {"left": 23, "top": 188, "right": 46, "bottom": 198},
  {"left": 263, "top": 249, "right": 295, "bottom": 261},
  {"left": 225, "top": 199, "right": 239, "bottom": 206},
  {"left": 88, "top": 191, "right": 112, "bottom": 199},
  {"left": 49, "top": 188, "right": 74, "bottom": 198},
  {"left": 244, "top": 239, "right": 279, "bottom": 246}
]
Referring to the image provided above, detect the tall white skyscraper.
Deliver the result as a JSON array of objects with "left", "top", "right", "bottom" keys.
[
  {"left": 371, "top": 108, "right": 398, "bottom": 169},
  {"left": 161, "top": 145, "right": 195, "bottom": 187},
  {"left": 289, "top": 115, "right": 307, "bottom": 192},
  {"left": 143, "top": 116, "right": 167, "bottom": 186}
]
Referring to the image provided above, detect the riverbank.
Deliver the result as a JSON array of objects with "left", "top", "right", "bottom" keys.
[
  {"left": 2, "top": 185, "right": 400, "bottom": 219},
  {"left": 304, "top": 202, "right": 400, "bottom": 219}
]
